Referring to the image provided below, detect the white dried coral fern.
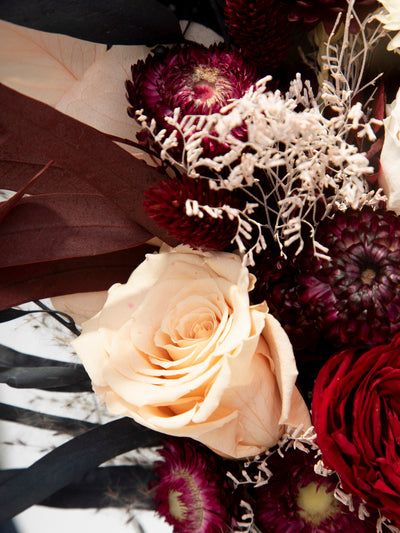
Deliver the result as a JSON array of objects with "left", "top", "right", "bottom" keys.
[{"left": 136, "top": 7, "right": 384, "bottom": 264}]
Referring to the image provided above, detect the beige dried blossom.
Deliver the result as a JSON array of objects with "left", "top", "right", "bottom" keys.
[{"left": 138, "top": 74, "right": 382, "bottom": 264}]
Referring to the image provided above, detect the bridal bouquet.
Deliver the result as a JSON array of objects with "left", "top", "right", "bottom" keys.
[{"left": 1, "top": 0, "right": 400, "bottom": 531}]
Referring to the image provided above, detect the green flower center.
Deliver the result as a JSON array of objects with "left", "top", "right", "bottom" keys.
[
  {"left": 168, "top": 490, "right": 187, "bottom": 522},
  {"left": 297, "top": 481, "right": 339, "bottom": 527},
  {"left": 360, "top": 267, "right": 377, "bottom": 285}
]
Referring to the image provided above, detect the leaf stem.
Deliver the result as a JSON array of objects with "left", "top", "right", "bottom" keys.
[{"left": 34, "top": 300, "right": 81, "bottom": 336}]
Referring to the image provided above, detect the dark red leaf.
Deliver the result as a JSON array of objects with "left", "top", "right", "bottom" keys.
[
  {"left": 0, "top": 193, "right": 150, "bottom": 267},
  {"left": 0, "top": 83, "right": 173, "bottom": 239},
  {"left": 0, "top": 244, "right": 157, "bottom": 310},
  {"left": 0, "top": 160, "right": 54, "bottom": 223},
  {"left": 0, "top": 84, "right": 179, "bottom": 308}
]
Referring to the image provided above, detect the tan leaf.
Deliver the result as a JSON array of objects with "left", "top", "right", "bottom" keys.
[
  {"left": 0, "top": 20, "right": 106, "bottom": 106},
  {"left": 56, "top": 45, "right": 151, "bottom": 159}
]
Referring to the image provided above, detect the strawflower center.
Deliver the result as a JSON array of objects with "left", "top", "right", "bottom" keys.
[
  {"left": 191, "top": 66, "right": 220, "bottom": 103},
  {"left": 360, "top": 267, "right": 377, "bottom": 285},
  {"left": 168, "top": 490, "right": 187, "bottom": 522},
  {"left": 297, "top": 481, "right": 339, "bottom": 526}
]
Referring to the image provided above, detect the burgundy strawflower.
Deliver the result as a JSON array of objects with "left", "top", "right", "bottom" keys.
[
  {"left": 297, "top": 207, "right": 400, "bottom": 348},
  {"left": 152, "top": 438, "right": 232, "bottom": 533},
  {"left": 144, "top": 175, "right": 240, "bottom": 251},
  {"left": 284, "top": 0, "right": 379, "bottom": 33},
  {"left": 224, "top": 0, "right": 290, "bottom": 71},
  {"left": 253, "top": 449, "right": 377, "bottom": 532},
  {"left": 126, "top": 43, "right": 257, "bottom": 130}
]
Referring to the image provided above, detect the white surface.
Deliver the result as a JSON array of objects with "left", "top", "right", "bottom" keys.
[{"left": 0, "top": 302, "right": 172, "bottom": 532}]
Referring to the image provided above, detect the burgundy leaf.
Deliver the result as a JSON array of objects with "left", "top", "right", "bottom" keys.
[
  {"left": 0, "top": 84, "right": 179, "bottom": 308},
  {"left": 0, "top": 245, "right": 157, "bottom": 310},
  {"left": 0, "top": 83, "right": 174, "bottom": 240},
  {"left": 0, "top": 160, "right": 53, "bottom": 223},
  {"left": 0, "top": 192, "right": 150, "bottom": 267}
]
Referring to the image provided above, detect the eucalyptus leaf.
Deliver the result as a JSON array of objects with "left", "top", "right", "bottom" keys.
[
  {"left": 0, "top": 365, "right": 90, "bottom": 391},
  {"left": 41, "top": 465, "right": 157, "bottom": 509},
  {"left": 0, "top": 466, "right": 157, "bottom": 510},
  {"left": 0, "top": 418, "right": 163, "bottom": 523},
  {"left": 0, "top": 345, "right": 83, "bottom": 369},
  {"left": 0, "top": 403, "right": 97, "bottom": 435}
]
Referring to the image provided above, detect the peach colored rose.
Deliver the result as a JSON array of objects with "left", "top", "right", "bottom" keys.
[
  {"left": 72, "top": 245, "right": 310, "bottom": 458},
  {"left": 379, "top": 88, "right": 400, "bottom": 214}
]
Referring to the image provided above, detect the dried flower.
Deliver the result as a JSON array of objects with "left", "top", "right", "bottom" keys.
[
  {"left": 253, "top": 449, "right": 376, "bottom": 532},
  {"left": 126, "top": 43, "right": 257, "bottom": 130},
  {"left": 153, "top": 438, "right": 232, "bottom": 533},
  {"left": 297, "top": 207, "right": 400, "bottom": 348},
  {"left": 142, "top": 74, "right": 381, "bottom": 264},
  {"left": 224, "top": 0, "right": 290, "bottom": 71},
  {"left": 144, "top": 175, "right": 241, "bottom": 251},
  {"left": 285, "top": 0, "right": 379, "bottom": 34},
  {"left": 250, "top": 247, "right": 322, "bottom": 357}
]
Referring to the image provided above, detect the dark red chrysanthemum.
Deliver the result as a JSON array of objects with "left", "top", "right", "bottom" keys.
[
  {"left": 251, "top": 246, "right": 321, "bottom": 355},
  {"left": 126, "top": 43, "right": 257, "bottom": 129},
  {"left": 253, "top": 449, "right": 376, "bottom": 532},
  {"left": 144, "top": 175, "right": 241, "bottom": 251},
  {"left": 152, "top": 438, "right": 232, "bottom": 533},
  {"left": 224, "top": 0, "right": 290, "bottom": 71},
  {"left": 284, "top": 0, "right": 379, "bottom": 33},
  {"left": 297, "top": 207, "right": 400, "bottom": 348}
]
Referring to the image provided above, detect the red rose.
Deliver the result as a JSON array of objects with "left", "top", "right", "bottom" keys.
[{"left": 312, "top": 334, "right": 400, "bottom": 526}]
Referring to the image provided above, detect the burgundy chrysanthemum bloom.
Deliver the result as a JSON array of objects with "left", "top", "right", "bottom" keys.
[
  {"left": 297, "top": 207, "right": 400, "bottom": 348},
  {"left": 126, "top": 43, "right": 257, "bottom": 129},
  {"left": 224, "top": 0, "right": 290, "bottom": 71},
  {"left": 284, "top": 0, "right": 379, "bottom": 34},
  {"left": 152, "top": 438, "right": 232, "bottom": 533},
  {"left": 253, "top": 449, "right": 376, "bottom": 532},
  {"left": 251, "top": 246, "right": 321, "bottom": 355},
  {"left": 144, "top": 175, "right": 240, "bottom": 251}
]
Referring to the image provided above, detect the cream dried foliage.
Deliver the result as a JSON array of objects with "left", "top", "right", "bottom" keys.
[
  {"left": 0, "top": 20, "right": 152, "bottom": 160},
  {"left": 140, "top": 75, "right": 383, "bottom": 264},
  {"left": 0, "top": 20, "right": 107, "bottom": 106},
  {"left": 0, "top": 20, "right": 222, "bottom": 162}
]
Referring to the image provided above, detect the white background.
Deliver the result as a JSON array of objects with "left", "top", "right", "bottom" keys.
[{"left": 0, "top": 302, "right": 172, "bottom": 533}]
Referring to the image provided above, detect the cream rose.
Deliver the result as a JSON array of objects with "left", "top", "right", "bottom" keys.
[
  {"left": 72, "top": 245, "right": 311, "bottom": 458},
  {"left": 378, "top": 87, "right": 400, "bottom": 214}
]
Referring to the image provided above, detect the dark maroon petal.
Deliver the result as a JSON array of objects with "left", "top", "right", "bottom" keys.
[
  {"left": 283, "top": 0, "right": 379, "bottom": 33},
  {"left": 224, "top": 0, "right": 290, "bottom": 71},
  {"left": 312, "top": 337, "right": 400, "bottom": 525},
  {"left": 152, "top": 438, "right": 233, "bottom": 532},
  {"left": 252, "top": 448, "right": 376, "bottom": 532},
  {"left": 297, "top": 207, "right": 400, "bottom": 349},
  {"left": 144, "top": 175, "right": 241, "bottom": 251}
]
